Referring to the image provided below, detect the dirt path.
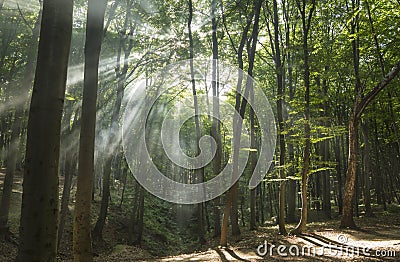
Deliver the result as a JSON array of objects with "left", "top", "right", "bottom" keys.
[
  {"left": 1, "top": 168, "right": 400, "bottom": 261},
  {"left": 136, "top": 215, "right": 400, "bottom": 262},
  {"left": 93, "top": 216, "right": 400, "bottom": 262}
]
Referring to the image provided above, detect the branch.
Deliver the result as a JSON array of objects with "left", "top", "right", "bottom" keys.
[
  {"left": 355, "top": 62, "right": 400, "bottom": 119},
  {"left": 220, "top": 0, "right": 238, "bottom": 54},
  {"left": 17, "top": 2, "right": 33, "bottom": 31},
  {"left": 103, "top": 0, "right": 121, "bottom": 37},
  {"left": 306, "top": 0, "right": 316, "bottom": 32}
]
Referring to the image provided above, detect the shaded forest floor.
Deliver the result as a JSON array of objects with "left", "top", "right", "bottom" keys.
[{"left": 1, "top": 168, "right": 400, "bottom": 261}]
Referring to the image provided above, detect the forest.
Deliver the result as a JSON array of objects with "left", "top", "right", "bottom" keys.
[{"left": 0, "top": 0, "right": 400, "bottom": 261}]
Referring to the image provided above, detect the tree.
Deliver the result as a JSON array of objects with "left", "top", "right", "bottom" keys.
[
  {"left": 290, "top": 0, "right": 315, "bottom": 235},
  {"left": 220, "top": 0, "right": 262, "bottom": 247},
  {"left": 270, "top": 0, "right": 287, "bottom": 235},
  {"left": 73, "top": 0, "right": 107, "bottom": 260},
  {"left": 58, "top": 110, "right": 79, "bottom": 248},
  {"left": 0, "top": 2, "right": 42, "bottom": 236},
  {"left": 188, "top": 0, "right": 206, "bottom": 244},
  {"left": 17, "top": 0, "right": 73, "bottom": 260},
  {"left": 221, "top": 0, "right": 254, "bottom": 238},
  {"left": 282, "top": 0, "right": 297, "bottom": 224},
  {"left": 340, "top": 62, "right": 400, "bottom": 228},
  {"left": 92, "top": 0, "right": 134, "bottom": 240},
  {"left": 210, "top": 0, "right": 222, "bottom": 238}
]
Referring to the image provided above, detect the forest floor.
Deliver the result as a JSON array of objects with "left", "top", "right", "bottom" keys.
[{"left": 1, "top": 168, "right": 400, "bottom": 261}]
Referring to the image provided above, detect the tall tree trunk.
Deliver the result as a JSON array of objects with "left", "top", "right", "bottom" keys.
[
  {"left": 58, "top": 149, "right": 76, "bottom": 249},
  {"left": 220, "top": 0, "right": 254, "bottom": 241},
  {"left": 136, "top": 186, "right": 145, "bottom": 244},
  {"left": 73, "top": 0, "right": 107, "bottom": 260},
  {"left": 56, "top": 106, "right": 76, "bottom": 250},
  {"left": 341, "top": 0, "right": 361, "bottom": 229},
  {"left": 119, "top": 164, "right": 128, "bottom": 208},
  {"left": 334, "top": 137, "right": 343, "bottom": 214},
  {"left": 361, "top": 121, "right": 373, "bottom": 217},
  {"left": 92, "top": 0, "right": 134, "bottom": 240},
  {"left": 341, "top": 62, "right": 400, "bottom": 227},
  {"left": 246, "top": 0, "right": 263, "bottom": 233},
  {"left": 285, "top": 0, "right": 296, "bottom": 223},
  {"left": 340, "top": 0, "right": 400, "bottom": 227},
  {"left": 17, "top": 0, "right": 73, "bottom": 260},
  {"left": 291, "top": 0, "right": 315, "bottom": 235},
  {"left": 0, "top": 3, "right": 42, "bottom": 235},
  {"left": 373, "top": 116, "right": 385, "bottom": 208},
  {"left": 211, "top": 0, "right": 222, "bottom": 238},
  {"left": 271, "top": 0, "right": 287, "bottom": 235},
  {"left": 188, "top": 0, "right": 206, "bottom": 244},
  {"left": 220, "top": 0, "right": 262, "bottom": 247},
  {"left": 321, "top": 69, "right": 331, "bottom": 219},
  {"left": 128, "top": 143, "right": 146, "bottom": 245},
  {"left": 341, "top": 114, "right": 358, "bottom": 228},
  {"left": 248, "top": 71, "right": 257, "bottom": 231},
  {"left": 260, "top": 183, "right": 265, "bottom": 223}
]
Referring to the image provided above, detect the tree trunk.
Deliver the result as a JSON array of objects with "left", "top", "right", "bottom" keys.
[
  {"left": 321, "top": 71, "right": 331, "bottom": 219},
  {"left": 249, "top": 84, "right": 257, "bottom": 231},
  {"left": 249, "top": 188, "right": 257, "bottom": 230},
  {"left": 340, "top": 114, "right": 358, "bottom": 228},
  {"left": 73, "top": 0, "right": 107, "bottom": 261},
  {"left": 333, "top": 136, "right": 343, "bottom": 214},
  {"left": 220, "top": 0, "right": 262, "bottom": 247},
  {"left": 136, "top": 187, "right": 145, "bottom": 244},
  {"left": 260, "top": 183, "right": 265, "bottom": 223},
  {"left": 271, "top": 0, "right": 287, "bottom": 235},
  {"left": 92, "top": 154, "right": 112, "bottom": 239},
  {"left": 220, "top": 0, "right": 253, "bottom": 243},
  {"left": 119, "top": 165, "right": 128, "bottom": 208},
  {"left": 211, "top": 0, "right": 222, "bottom": 238},
  {"left": 58, "top": 151, "right": 76, "bottom": 248},
  {"left": 231, "top": 186, "right": 241, "bottom": 235},
  {"left": 285, "top": 1, "right": 296, "bottom": 223},
  {"left": 188, "top": 0, "right": 206, "bottom": 244},
  {"left": 17, "top": 0, "right": 73, "bottom": 260},
  {"left": 341, "top": 1, "right": 360, "bottom": 229},
  {"left": 361, "top": 121, "right": 373, "bottom": 217},
  {"left": 290, "top": 0, "right": 315, "bottom": 235},
  {"left": 128, "top": 181, "right": 140, "bottom": 244},
  {"left": 93, "top": 0, "right": 134, "bottom": 239},
  {"left": 341, "top": 62, "right": 400, "bottom": 228},
  {"left": 0, "top": 4, "right": 42, "bottom": 235}
]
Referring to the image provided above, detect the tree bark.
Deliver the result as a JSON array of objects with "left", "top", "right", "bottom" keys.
[
  {"left": 340, "top": 114, "right": 358, "bottom": 228},
  {"left": 249, "top": 76, "right": 257, "bottom": 231},
  {"left": 271, "top": 0, "right": 287, "bottom": 235},
  {"left": 73, "top": 0, "right": 107, "bottom": 261},
  {"left": 93, "top": 0, "right": 134, "bottom": 240},
  {"left": 361, "top": 121, "right": 373, "bottom": 217},
  {"left": 211, "top": 0, "right": 222, "bottom": 238},
  {"left": 321, "top": 70, "right": 331, "bottom": 219},
  {"left": 188, "top": 0, "right": 206, "bottom": 244},
  {"left": 341, "top": 62, "right": 400, "bottom": 227},
  {"left": 291, "top": 0, "right": 315, "bottom": 235},
  {"left": 220, "top": 0, "right": 262, "bottom": 247},
  {"left": 334, "top": 137, "right": 343, "bottom": 214},
  {"left": 285, "top": 0, "right": 296, "bottom": 223},
  {"left": 0, "top": 3, "right": 42, "bottom": 235},
  {"left": 17, "top": 0, "right": 73, "bottom": 260}
]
